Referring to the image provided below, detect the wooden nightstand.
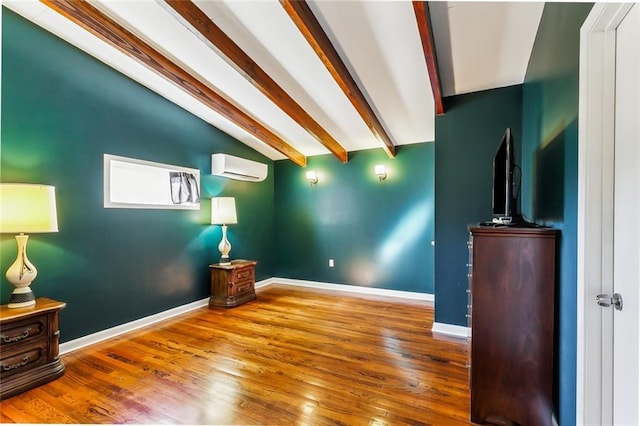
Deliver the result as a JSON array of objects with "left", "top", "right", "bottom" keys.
[
  {"left": 209, "top": 260, "right": 257, "bottom": 308},
  {"left": 0, "top": 298, "right": 66, "bottom": 400}
]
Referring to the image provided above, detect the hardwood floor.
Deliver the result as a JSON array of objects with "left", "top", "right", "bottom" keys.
[{"left": 0, "top": 285, "right": 472, "bottom": 425}]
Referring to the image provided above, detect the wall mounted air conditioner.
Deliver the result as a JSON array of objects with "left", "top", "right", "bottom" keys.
[{"left": 211, "top": 153, "right": 268, "bottom": 182}]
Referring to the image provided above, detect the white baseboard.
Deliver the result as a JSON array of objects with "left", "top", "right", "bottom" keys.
[
  {"left": 432, "top": 321, "right": 471, "bottom": 339},
  {"left": 265, "top": 277, "right": 434, "bottom": 301},
  {"left": 60, "top": 298, "right": 209, "bottom": 355},
  {"left": 255, "top": 277, "right": 276, "bottom": 289},
  {"left": 60, "top": 277, "right": 433, "bottom": 355}
]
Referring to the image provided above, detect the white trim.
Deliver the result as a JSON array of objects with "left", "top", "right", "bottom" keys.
[
  {"left": 577, "top": 4, "right": 634, "bottom": 424},
  {"left": 432, "top": 322, "right": 470, "bottom": 339},
  {"left": 265, "top": 277, "right": 434, "bottom": 301},
  {"left": 60, "top": 298, "right": 209, "bottom": 355},
  {"left": 255, "top": 277, "right": 277, "bottom": 289}
]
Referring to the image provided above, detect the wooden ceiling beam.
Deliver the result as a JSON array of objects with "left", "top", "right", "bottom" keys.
[
  {"left": 162, "top": 0, "right": 347, "bottom": 164},
  {"left": 413, "top": 1, "right": 445, "bottom": 115},
  {"left": 40, "top": 0, "right": 307, "bottom": 167},
  {"left": 280, "top": 0, "right": 396, "bottom": 158}
]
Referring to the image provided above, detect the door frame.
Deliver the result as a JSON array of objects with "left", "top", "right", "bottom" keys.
[{"left": 577, "top": 3, "right": 635, "bottom": 424}]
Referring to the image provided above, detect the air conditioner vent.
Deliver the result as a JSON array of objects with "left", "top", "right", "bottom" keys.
[{"left": 211, "top": 154, "right": 268, "bottom": 182}]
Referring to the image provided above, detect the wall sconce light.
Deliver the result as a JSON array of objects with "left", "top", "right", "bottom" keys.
[
  {"left": 374, "top": 165, "right": 387, "bottom": 182},
  {"left": 306, "top": 170, "right": 318, "bottom": 186}
]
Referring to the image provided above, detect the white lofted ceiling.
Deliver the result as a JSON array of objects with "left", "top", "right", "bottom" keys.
[
  {"left": 430, "top": 2, "right": 544, "bottom": 96},
  {"left": 3, "top": 1, "right": 544, "bottom": 165}
]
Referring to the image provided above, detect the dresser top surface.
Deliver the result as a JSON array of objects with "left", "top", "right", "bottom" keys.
[
  {"left": 209, "top": 259, "right": 257, "bottom": 270},
  {"left": 469, "top": 225, "right": 558, "bottom": 237},
  {"left": 0, "top": 298, "right": 66, "bottom": 322}
]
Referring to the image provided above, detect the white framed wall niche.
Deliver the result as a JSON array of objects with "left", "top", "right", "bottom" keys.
[{"left": 104, "top": 154, "right": 200, "bottom": 210}]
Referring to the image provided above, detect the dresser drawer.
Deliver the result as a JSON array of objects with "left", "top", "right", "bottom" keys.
[
  {"left": 1, "top": 340, "right": 49, "bottom": 379},
  {"left": 0, "top": 315, "right": 47, "bottom": 348}
]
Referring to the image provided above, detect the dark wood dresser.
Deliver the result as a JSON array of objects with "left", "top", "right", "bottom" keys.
[
  {"left": 0, "top": 298, "right": 66, "bottom": 400},
  {"left": 209, "top": 260, "right": 257, "bottom": 308},
  {"left": 468, "top": 226, "right": 558, "bottom": 426}
]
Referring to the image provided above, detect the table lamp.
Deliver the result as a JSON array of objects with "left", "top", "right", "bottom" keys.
[
  {"left": 0, "top": 184, "right": 59, "bottom": 308},
  {"left": 211, "top": 197, "right": 237, "bottom": 265}
]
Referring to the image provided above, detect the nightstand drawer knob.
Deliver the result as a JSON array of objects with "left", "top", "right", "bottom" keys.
[{"left": 1, "top": 328, "right": 32, "bottom": 343}]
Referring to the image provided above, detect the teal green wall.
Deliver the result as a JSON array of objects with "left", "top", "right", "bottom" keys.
[
  {"left": 1, "top": 9, "right": 275, "bottom": 342},
  {"left": 434, "top": 85, "right": 523, "bottom": 326},
  {"left": 521, "top": 3, "right": 593, "bottom": 425},
  {"left": 274, "top": 144, "right": 434, "bottom": 293}
]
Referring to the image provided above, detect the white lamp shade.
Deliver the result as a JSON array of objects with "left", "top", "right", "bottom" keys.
[
  {"left": 211, "top": 197, "right": 237, "bottom": 225},
  {"left": 0, "top": 184, "right": 59, "bottom": 233}
]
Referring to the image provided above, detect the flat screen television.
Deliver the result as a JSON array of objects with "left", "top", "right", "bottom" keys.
[{"left": 492, "top": 128, "right": 519, "bottom": 223}]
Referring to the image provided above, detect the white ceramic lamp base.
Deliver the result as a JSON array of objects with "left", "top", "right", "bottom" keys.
[
  {"left": 218, "top": 224, "right": 232, "bottom": 265},
  {"left": 6, "top": 234, "right": 38, "bottom": 309}
]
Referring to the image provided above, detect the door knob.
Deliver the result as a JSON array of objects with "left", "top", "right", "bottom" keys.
[{"left": 596, "top": 293, "right": 623, "bottom": 311}]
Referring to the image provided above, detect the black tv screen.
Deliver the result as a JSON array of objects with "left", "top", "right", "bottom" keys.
[{"left": 492, "top": 128, "right": 515, "bottom": 218}]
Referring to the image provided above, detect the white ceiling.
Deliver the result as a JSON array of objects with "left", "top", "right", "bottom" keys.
[
  {"left": 3, "top": 1, "right": 544, "bottom": 163},
  {"left": 430, "top": 2, "right": 544, "bottom": 96}
]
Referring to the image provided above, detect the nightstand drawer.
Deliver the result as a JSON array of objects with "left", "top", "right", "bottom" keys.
[
  {"left": 231, "top": 266, "right": 255, "bottom": 297},
  {"left": 232, "top": 266, "right": 254, "bottom": 283},
  {"left": 1, "top": 340, "right": 49, "bottom": 379},
  {"left": 0, "top": 316, "right": 47, "bottom": 348},
  {"left": 235, "top": 281, "right": 254, "bottom": 296}
]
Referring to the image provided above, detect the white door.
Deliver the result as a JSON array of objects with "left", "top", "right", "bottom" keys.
[
  {"left": 613, "top": 4, "right": 640, "bottom": 424},
  {"left": 578, "top": 3, "right": 640, "bottom": 425}
]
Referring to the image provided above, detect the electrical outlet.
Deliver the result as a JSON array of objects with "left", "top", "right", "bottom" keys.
[{"left": 329, "top": 259, "right": 334, "bottom": 268}]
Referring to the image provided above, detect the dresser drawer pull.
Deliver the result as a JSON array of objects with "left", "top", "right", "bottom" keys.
[
  {"left": 2, "top": 356, "right": 31, "bottom": 371},
  {"left": 1, "top": 328, "right": 32, "bottom": 343}
]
